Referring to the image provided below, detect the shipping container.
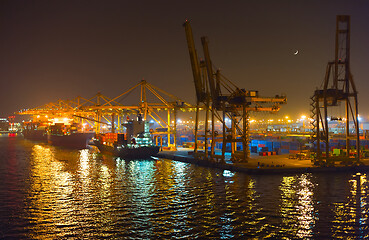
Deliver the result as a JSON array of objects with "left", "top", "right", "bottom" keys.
[{"left": 281, "top": 149, "right": 290, "bottom": 154}]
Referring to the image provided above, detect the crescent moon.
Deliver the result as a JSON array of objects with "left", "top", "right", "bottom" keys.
[{"left": 294, "top": 50, "right": 299, "bottom": 55}]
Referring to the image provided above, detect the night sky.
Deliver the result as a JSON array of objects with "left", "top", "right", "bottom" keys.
[{"left": 1, "top": 0, "right": 369, "bottom": 119}]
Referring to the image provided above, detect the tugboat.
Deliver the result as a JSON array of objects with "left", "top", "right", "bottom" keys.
[
  {"left": 92, "top": 116, "right": 160, "bottom": 158},
  {"left": 47, "top": 122, "right": 94, "bottom": 149}
]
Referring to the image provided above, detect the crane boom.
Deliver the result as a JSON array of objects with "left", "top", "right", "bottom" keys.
[
  {"left": 183, "top": 20, "right": 205, "bottom": 103},
  {"left": 201, "top": 36, "right": 218, "bottom": 106}
]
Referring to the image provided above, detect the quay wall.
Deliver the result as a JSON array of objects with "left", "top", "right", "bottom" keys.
[
  {"left": 156, "top": 151, "right": 369, "bottom": 175},
  {"left": 180, "top": 139, "right": 369, "bottom": 155}
]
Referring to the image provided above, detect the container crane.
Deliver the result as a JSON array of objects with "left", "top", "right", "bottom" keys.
[
  {"left": 18, "top": 80, "right": 197, "bottom": 150},
  {"left": 311, "top": 15, "right": 360, "bottom": 166},
  {"left": 184, "top": 20, "right": 286, "bottom": 163}
]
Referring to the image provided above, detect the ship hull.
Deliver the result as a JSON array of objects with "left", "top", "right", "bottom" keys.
[
  {"left": 48, "top": 132, "right": 95, "bottom": 149},
  {"left": 23, "top": 129, "right": 47, "bottom": 142},
  {"left": 93, "top": 141, "right": 160, "bottom": 158}
]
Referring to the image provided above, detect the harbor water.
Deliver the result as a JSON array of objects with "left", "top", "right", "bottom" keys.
[{"left": 0, "top": 135, "right": 368, "bottom": 239}]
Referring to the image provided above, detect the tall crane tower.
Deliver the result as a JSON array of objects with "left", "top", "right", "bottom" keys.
[
  {"left": 184, "top": 20, "right": 286, "bottom": 163},
  {"left": 311, "top": 15, "right": 360, "bottom": 166}
]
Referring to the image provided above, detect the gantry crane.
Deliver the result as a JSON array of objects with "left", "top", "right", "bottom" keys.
[
  {"left": 82, "top": 79, "right": 196, "bottom": 149},
  {"left": 18, "top": 80, "right": 197, "bottom": 150},
  {"left": 184, "top": 20, "right": 286, "bottom": 163},
  {"left": 18, "top": 93, "right": 118, "bottom": 133},
  {"left": 311, "top": 15, "right": 360, "bottom": 166}
]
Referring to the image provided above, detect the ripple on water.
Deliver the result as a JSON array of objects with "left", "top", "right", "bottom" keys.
[{"left": 0, "top": 137, "right": 369, "bottom": 238}]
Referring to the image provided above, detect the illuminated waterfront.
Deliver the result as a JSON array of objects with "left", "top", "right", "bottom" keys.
[{"left": 0, "top": 135, "right": 368, "bottom": 239}]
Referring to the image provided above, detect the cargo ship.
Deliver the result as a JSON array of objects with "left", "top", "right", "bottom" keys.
[
  {"left": 92, "top": 118, "right": 160, "bottom": 158},
  {"left": 47, "top": 122, "right": 94, "bottom": 149},
  {"left": 23, "top": 121, "right": 48, "bottom": 141}
]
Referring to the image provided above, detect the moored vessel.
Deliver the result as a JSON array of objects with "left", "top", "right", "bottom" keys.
[
  {"left": 23, "top": 121, "right": 48, "bottom": 141},
  {"left": 47, "top": 122, "right": 94, "bottom": 149},
  {"left": 92, "top": 118, "right": 160, "bottom": 158}
]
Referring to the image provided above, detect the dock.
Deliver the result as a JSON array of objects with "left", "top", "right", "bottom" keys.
[{"left": 157, "top": 148, "right": 369, "bottom": 174}]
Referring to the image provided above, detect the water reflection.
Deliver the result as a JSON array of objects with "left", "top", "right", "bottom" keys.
[
  {"left": 296, "top": 174, "right": 315, "bottom": 238},
  {"left": 27, "top": 144, "right": 74, "bottom": 239},
  {"left": 1, "top": 137, "right": 369, "bottom": 238},
  {"left": 220, "top": 170, "right": 235, "bottom": 239},
  {"left": 334, "top": 173, "right": 369, "bottom": 238}
]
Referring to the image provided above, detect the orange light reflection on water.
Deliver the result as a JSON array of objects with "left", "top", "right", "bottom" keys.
[
  {"left": 27, "top": 144, "right": 74, "bottom": 239},
  {"left": 279, "top": 174, "right": 316, "bottom": 238}
]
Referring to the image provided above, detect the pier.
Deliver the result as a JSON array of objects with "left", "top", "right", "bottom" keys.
[{"left": 157, "top": 148, "right": 369, "bottom": 174}]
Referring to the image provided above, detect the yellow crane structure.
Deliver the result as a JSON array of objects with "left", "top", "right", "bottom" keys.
[
  {"left": 18, "top": 95, "right": 103, "bottom": 128},
  {"left": 18, "top": 80, "right": 196, "bottom": 150},
  {"left": 80, "top": 79, "right": 196, "bottom": 150},
  {"left": 184, "top": 20, "right": 286, "bottom": 163}
]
